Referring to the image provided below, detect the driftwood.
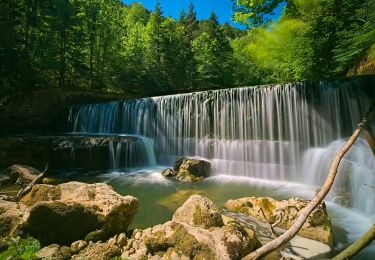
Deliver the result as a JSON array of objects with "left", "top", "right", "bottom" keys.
[
  {"left": 332, "top": 224, "right": 375, "bottom": 260},
  {"left": 17, "top": 163, "right": 48, "bottom": 199},
  {"left": 243, "top": 102, "right": 375, "bottom": 260},
  {"left": 258, "top": 207, "right": 280, "bottom": 238}
]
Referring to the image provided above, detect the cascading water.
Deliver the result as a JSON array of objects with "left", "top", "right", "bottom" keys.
[{"left": 69, "top": 78, "right": 375, "bottom": 217}]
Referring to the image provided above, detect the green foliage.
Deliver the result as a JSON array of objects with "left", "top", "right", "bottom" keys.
[
  {"left": 0, "top": 237, "right": 41, "bottom": 260},
  {"left": 0, "top": 0, "right": 372, "bottom": 95},
  {"left": 232, "top": 0, "right": 375, "bottom": 83}
]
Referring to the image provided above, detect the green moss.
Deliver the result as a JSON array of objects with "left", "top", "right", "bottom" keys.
[
  {"left": 144, "top": 223, "right": 216, "bottom": 259},
  {"left": 0, "top": 237, "right": 40, "bottom": 260}
]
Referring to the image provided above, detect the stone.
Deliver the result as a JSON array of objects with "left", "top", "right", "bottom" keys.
[
  {"left": 36, "top": 244, "right": 71, "bottom": 260},
  {"left": 70, "top": 240, "right": 88, "bottom": 254},
  {"left": 158, "top": 189, "right": 206, "bottom": 212},
  {"left": 123, "top": 196, "right": 259, "bottom": 259},
  {"left": 162, "top": 158, "right": 211, "bottom": 182},
  {"left": 0, "top": 199, "right": 27, "bottom": 237},
  {"left": 72, "top": 241, "right": 121, "bottom": 260},
  {"left": 18, "top": 181, "right": 138, "bottom": 245},
  {"left": 172, "top": 195, "right": 224, "bottom": 228},
  {"left": 124, "top": 220, "right": 259, "bottom": 259},
  {"left": 161, "top": 168, "right": 175, "bottom": 178},
  {"left": 225, "top": 197, "right": 333, "bottom": 244},
  {"left": 116, "top": 232, "right": 127, "bottom": 248},
  {"left": 7, "top": 164, "right": 41, "bottom": 186}
]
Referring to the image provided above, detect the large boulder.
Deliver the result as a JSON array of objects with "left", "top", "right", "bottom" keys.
[
  {"left": 162, "top": 157, "right": 211, "bottom": 182},
  {"left": 123, "top": 195, "right": 259, "bottom": 259},
  {"left": 0, "top": 181, "right": 138, "bottom": 246},
  {"left": 7, "top": 164, "right": 42, "bottom": 187},
  {"left": 225, "top": 197, "right": 333, "bottom": 244}
]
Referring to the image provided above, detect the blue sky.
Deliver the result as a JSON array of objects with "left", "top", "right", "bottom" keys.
[{"left": 122, "top": 0, "right": 285, "bottom": 29}]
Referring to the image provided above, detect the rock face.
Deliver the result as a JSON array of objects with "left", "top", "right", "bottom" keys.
[
  {"left": 225, "top": 197, "right": 333, "bottom": 244},
  {"left": 123, "top": 195, "right": 259, "bottom": 259},
  {"left": 0, "top": 135, "right": 143, "bottom": 170},
  {"left": 0, "top": 182, "right": 138, "bottom": 246},
  {"left": 7, "top": 164, "right": 41, "bottom": 186},
  {"left": 162, "top": 157, "right": 211, "bottom": 182}
]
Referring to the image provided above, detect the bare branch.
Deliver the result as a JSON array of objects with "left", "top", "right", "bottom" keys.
[{"left": 17, "top": 163, "right": 48, "bottom": 199}]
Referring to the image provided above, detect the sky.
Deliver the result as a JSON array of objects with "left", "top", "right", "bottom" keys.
[{"left": 122, "top": 0, "right": 285, "bottom": 29}]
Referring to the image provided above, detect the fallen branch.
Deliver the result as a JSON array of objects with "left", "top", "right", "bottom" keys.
[
  {"left": 364, "top": 184, "right": 375, "bottom": 189},
  {"left": 258, "top": 207, "right": 279, "bottom": 238},
  {"left": 17, "top": 163, "right": 48, "bottom": 199},
  {"left": 243, "top": 102, "right": 375, "bottom": 260},
  {"left": 332, "top": 224, "right": 375, "bottom": 260}
]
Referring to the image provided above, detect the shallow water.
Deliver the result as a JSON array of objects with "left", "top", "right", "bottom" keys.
[{"left": 46, "top": 167, "right": 375, "bottom": 259}]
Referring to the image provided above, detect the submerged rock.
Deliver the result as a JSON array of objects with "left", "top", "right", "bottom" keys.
[
  {"left": 162, "top": 157, "right": 211, "bottom": 182},
  {"left": 123, "top": 195, "right": 259, "bottom": 259},
  {"left": 158, "top": 189, "right": 206, "bottom": 211},
  {"left": 225, "top": 197, "right": 333, "bottom": 244},
  {"left": 7, "top": 164, "right": 42, "bottom": 187}
]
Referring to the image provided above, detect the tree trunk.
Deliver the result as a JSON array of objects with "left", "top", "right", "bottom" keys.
[{"left": 242, "top": 101, "right": 375, "bottom": 260}]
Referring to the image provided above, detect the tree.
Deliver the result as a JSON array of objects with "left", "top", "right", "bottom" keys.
[
  {"left": 193, "top": 12, "right": 234, "bottom": 89},
  {"left": 232, "top": 0, "right": 284, "bottom": 28}
]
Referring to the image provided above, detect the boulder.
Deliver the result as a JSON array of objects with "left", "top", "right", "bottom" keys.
[
  {"left": 0, "top": 199, "right": 27, "bottom": 237},
  {"left": 123, "top": 195, "right": 259, "bottom": 259},
  {"left": 172, "top": 195, "right": 224, "bottom": 228},
  {"left": 225, "top": 197, "right": 333, "bottom": 244},
  {"left": 0, "top": 181, "right": 139, "bottom": 246},
  {"left": 162, "top": 158, "right": 211, "bottom": 182},
  {"left": 161, "top": 168, "right": 175, "bottom": 178},
  {"left": 7, "top": 164, "right": 42, "bottom": 186},
  {"left": 72, "top": 241, "right": 121, "bottom": 260}
]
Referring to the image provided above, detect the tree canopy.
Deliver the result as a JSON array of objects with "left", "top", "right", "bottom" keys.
[{"left": 0, "top": 0, "right": 373, "bottom": 96}]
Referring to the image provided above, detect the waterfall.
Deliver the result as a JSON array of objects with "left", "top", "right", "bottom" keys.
[{"left": 69, "top": 78, "right": 375, "bottom": 216}]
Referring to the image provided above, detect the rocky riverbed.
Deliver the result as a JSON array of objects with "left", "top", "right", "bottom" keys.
[{"left": 0, "top": 165, "right": 335, "bottom": 260}]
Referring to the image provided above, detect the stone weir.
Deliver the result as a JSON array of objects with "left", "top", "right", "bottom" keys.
[{"left": 0, "top": 134, "right": 154, "bottom": 170}]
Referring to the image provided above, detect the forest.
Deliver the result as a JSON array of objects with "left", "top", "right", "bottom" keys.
[{"left": 1, "top": 0, "right": 374, "bottom": 96}]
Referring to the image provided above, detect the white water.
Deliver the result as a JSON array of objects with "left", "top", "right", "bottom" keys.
[{"left": 69, "top": 80, "right": 375, "bottom": 217}]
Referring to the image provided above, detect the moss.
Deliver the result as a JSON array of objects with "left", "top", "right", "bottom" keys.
[
  {"left": 144, "top": 223, "right": 216, "bottom": 259},
  {"left": 170, "top": 222, "right": 215, "bottom": 260}
]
